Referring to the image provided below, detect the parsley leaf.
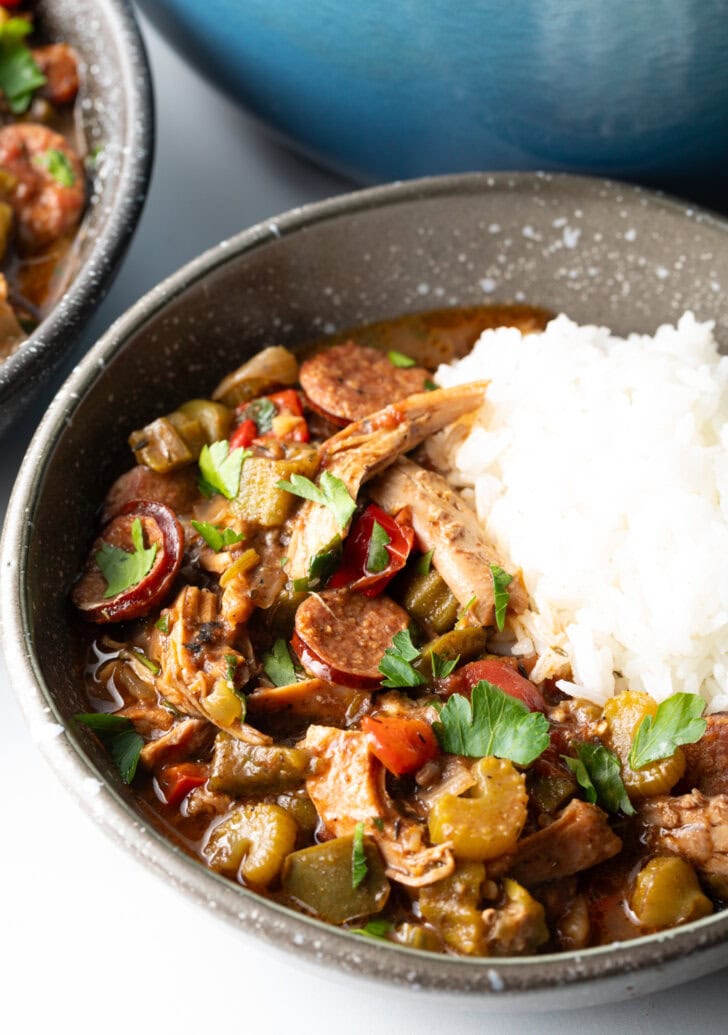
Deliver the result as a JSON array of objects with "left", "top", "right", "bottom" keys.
[
  {"left": 388, "top": 350, "right": 417, "bottom": 368},
  {"left": 351, "top": 821, "right": 368, "bottom": 888},
  {"left": 563, "top": 742, "right": 635, "bottom": 816},
  {"left": 423, "top": 379, "right": 438, "bottom": 392},
  {"left": 431, "top": 651, "right": 460, "bottom": 680},
  {"left": 155, "top": 614, "right": 170, "bottom": 634},
  {"left": 198, "top": 440, "right": 250, "bottom": 499},
  {"left": 350, "top": 919, "right": 392, "bottom": 939},
  {"left": 416, "top": 548, "right": 434, "bottom": 576},
  {"left": 489, "top": 564, "right": 513, "bottom": 632},
  {"left": 433, "top": 679, "right": 549, "bottom": 765},
  {"left": 263, "top": 639, "right": 297, "bottom": 687},
  {"left": 0, "top": 18, "right": 46, "bottom": 115},
  {"left": 629, "top": 692, "right": 707, "bottom": 770},
  {"left": 366, "top": 520, "right": 391, "bottom": 573},
  {"left": 246, "top": 397, "right": 277, "bottom": 434},
  {"left": 74, "top": 713, "right": 143, "bottom": 785},
  {"left": 191, "top": 519, "right": 245, "bottom": 552},
  {"left": 32, "top": 149, "right": 76, "bottom": 187},
  {"left": 95, "top": 517, "right": 157, "bottom": 599},
  {"left": 378, "top": 629, "right": 426, "bottom": 689},
  {"left": 456, "top": 594, "right": 477, "bottom": 625},
  {"left": 225, "top": 654, "right": 239, "bottom": 686},
  {"left": 276, "top": 471, "right": 356, "bottom": 530},
  {"left": 131, "top": 649, "right": 160, "bottom": 676}
]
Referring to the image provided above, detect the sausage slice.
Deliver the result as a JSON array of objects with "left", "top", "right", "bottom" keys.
[
  {"left": 299, "top": 341, "right": 432, "bottom": 424},
  {"left": 292, "top": 589, "right": 410, "bottom": 689}
]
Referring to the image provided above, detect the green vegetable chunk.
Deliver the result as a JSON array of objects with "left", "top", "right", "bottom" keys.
[
  {"left": 129, "top": 399, "right": 233, "bottom": 473},
  {"left": 395, "top": 567, "right": 459, "bottom": 636},
  {"left": 95, "top": 518, "right": 157, "bottom": 599},
  {"left": 629, "top": 692, "right": 707, "bottom": 770},
  {"left": 563, "top": 742, "right": 635, "bottom": 816},
  {"left": 433, "top": 679, "right": 550, "bottom": 766},
  {"left": 282, "top": 833, "right": 390, "bottom": 924},
  {"left": 209, "top": 733, "right": 311, "bottom": 795},
  {"left": 236, "top": 447, "right": 319, "bottom": 527},
  {"left": 414, "top": 626, "right": 487, "bottom": 679}
]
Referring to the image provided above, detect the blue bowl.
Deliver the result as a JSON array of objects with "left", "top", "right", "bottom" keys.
[{"left": 141, "top": 0, "right": 728, "bottom": 186}]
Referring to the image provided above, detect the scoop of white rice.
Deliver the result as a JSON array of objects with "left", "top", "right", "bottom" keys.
[{"left": 430, "top": 312, "right": 728, "bottom": 711}]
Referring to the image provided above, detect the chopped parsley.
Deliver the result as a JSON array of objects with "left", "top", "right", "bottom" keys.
[
  {"left": 74, "top": 713, "right": 143, "bottom": 785},
  {"left": 366, "top": 519, "right": 391, "bottom": 574},
  {"left": 416, "top": 548, "right": 434, "bottom": 576},
  {"left": 0, "top": 18, "right": 46, "bottom": 115},
  {"left": 456, "top": 594, "right": 477, "bottom": 625},
  {"left": 351, "top": 821, "right": 368, "bottom": 888},
  {"left": 350, "top": 919, "right": 392, "bottom": 940},
  {"left": 433, "top": 679, "right": 550, "bottom": 766},
  {"left": 388, "top": 350, "right": 417, "bottom": 369},
  {"left": 198, "top": 441, "right": 250, "bottom": 499},
  {"left": 131, "top": 649, "right": 160, "bottom": 676},
  {"left": 430, "top": 651, "right": 460, "bottom": 680},
  {"left": 155, "top": 614, "right": 170, "bottom": 634},
  {"left": 563, "top": 743, "right": 635, "bottom": 816},
  {"left": 276, "top": 471, "right": 356, "bottom": 531},
  {"left": 225, "top": 654, "right": 239, "bottom": 687},
  {"left": 423, "top": 379, "right": 438, "bottom": 392},
  {"left": 262, "top": 639, "right": 297, "bottom": 687},
  {"left": 95, "top": 518, "right": 157, "bottom": 599},
  {"left": 489, "top": 564, "right": 513, "bottom": 632},
  {"left": 629, "top": 692, "right": 707, "bottom": 770},
  {"left": 378, "top": 629, "right": 426, "bottom": 689},
  {"left": 191, "top": 519, "right": 245, "bottom": 552},
  {"left": 245, "top": 397, "right": 277, "bottom": 434},
  {"left": 32, "top": 148, "right": 76, "bottom": 187}
]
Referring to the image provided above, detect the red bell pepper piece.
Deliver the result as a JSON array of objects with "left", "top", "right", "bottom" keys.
[
  {"left": 361, "top": 714, "right": 439, "bottom": 776},
  {"left": 328, "top": 504, "right": 415, "bottom": 597},
  {"left": 229, "top": 418, "right": 258, "bottom": 450},
  {"left": 157, "top": 762, "right": 208, "bottom": 808},
  {"left": 443, "top": 657, "right": 546, "bottom": 712},
  {"left": 230, "top": 390, "right": 309, "bottom": 447}
]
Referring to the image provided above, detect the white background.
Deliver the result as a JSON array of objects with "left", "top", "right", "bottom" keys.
[{"left": 2, "top": 10, "right": 728, "bottom": 1033}]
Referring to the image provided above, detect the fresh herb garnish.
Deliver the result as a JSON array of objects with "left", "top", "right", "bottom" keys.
[
  {"left": 371, "top": 816, "right": 385, "bottom": 832},
  {"left": 0, "top": 18, "right": 46, "bottom": 115},
  {"left": 423, "top": 379, "right": 438, "bottom": 392},
  {"left": 225, "top": 654, "right": 239, "bottom": 687},
  {"left": 433, "top": 679, "right": 550, "bottom": 766},
  {"left": 198, "top": 441, "right": 250, "bottom": 499},
  {"left": 246, "top": 397, "right": 277, "bottom": 434},
  {"left": 416, "top": 548, "right": 434, "bottom": 576},
  {"left": 628, "top": 692, "right": 707, "bottom": 770},
  {"left": 489, "top": 564, "right": 513, "bottom": 632},
  {"left": 350, "top": 919, "right": 392, "bottom": 939},
  {"left": 378, "top": 629, "right": 426, "bottom": 689},
  {"left": 131, "top": 649, "right": 160, "bottom": 676},
  {"left": 366, "top": 520, "right": 391, "bottom": 574},
  {"left": 155, "top": 614, "right": 170, "bottom": 634},
  {"left": 74, "top": 713, "right": 143, "bottom": 784},
  {"left": 191, "top": 519, "right": 245, "bottom": 552},
  {"left": 351, "top": 821, "right": 368, "bottom": 889},
  {"left": 430, "top": 651, "right": 460, "bottom": 680},
  {"left": 457, "top": 594, "right": 477, "bottom": 624},
  {"left": 95, "top": 518, "right": 157, "bottom": 599},
  {"left": 32, "top": 148, "right": 75, "bottom": 187},
  {"left": 563, "top": 743, "right": 635, "bottom": 816},
  {"left": 276, "top": 471, "right": 356, "bottom": 531},
  {"left": 388, "top": 350, "right": 417, "bottom": 369},
  {"left": 263, "top": 638, "right": 297, "bottom": 687}
]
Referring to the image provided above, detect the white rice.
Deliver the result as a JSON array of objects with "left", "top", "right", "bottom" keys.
[{"left": 429, "top": 312, "right": 728, "bottom": 712}]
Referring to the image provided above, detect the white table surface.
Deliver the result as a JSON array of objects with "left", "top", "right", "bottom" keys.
[{"left": 2, "top": 11, "right": 728, "bottom": 1033}]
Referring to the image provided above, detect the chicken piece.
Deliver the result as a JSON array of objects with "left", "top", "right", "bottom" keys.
[
  {"left": 481, "top": 879, "right": 549, "bottom": 956},
  {"left": 368, "top": 457, "right": 527, "bottom": 626},
  {"left": 287, "top": 384, "right": 486, "bottom": 581},
  {"left": 302, "top": 725, "right": 454, "bottom": 887},
  {"left": 681, "top": 714, "right": 728, "bottom": 796},
  {"left": 151, "top": 585, "right": 268, "bottom": 744},
  {"left": 640, "top": 791, "right": 728, "bottom": 896},
  {"left": 139, "top": 717, "right": 215, "bottom": 770},
  {"left": 505, "top": 799, "right": 622, "bottom": 887}
]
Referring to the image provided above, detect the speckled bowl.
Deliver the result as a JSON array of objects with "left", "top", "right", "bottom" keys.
[
  {"left": 0, "top": 0, "right": 153, "bottom": 436},
  {"left": 3, "top": 173, "right": 728, "bottom": 1009}
]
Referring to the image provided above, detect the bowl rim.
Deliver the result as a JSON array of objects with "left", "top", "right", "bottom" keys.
[
  {"left": 0, "top": 0, "right": 155, "bottom": 426},
  {"left": 3, "top": 171, "right": 728, "bottom": 1002}
]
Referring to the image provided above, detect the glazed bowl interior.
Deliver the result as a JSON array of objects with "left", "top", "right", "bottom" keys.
[
  {"left": 0, "top": 0, "right": 153, "bottom": 435},
  {"left": 4, "top": 173, "right": 728, "bottom": 1007}
]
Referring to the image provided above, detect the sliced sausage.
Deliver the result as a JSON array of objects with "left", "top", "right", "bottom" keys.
[
  {"left": 33, "top": 44, "right": 80, "bottom": 106},
  {"left": 299, "top": 341, "right": 432, "bottom": 424},
  {"left": 292, "top": 589, "right": 410, "bottom": 689},
  {"left": 681, "top": 714, "right": 728, "bottom": 796},
  {"left": 101, "top": 465, "right": 199, "bottom": 523},
  {"left": 72, "top": 500, "right": 184, "bottom": 623}
]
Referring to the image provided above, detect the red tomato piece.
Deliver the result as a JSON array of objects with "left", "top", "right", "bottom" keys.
[
  {"left": 157, "top": 762, "right": 208, "bottom": 808},
  {"left": 328, "top": 504, "right": 415, "bottom": 597},
  {"left": 361, "top": 714, "right": 439, "bottom": 776},
  {"left": 446, "top": 657, "right": 546, "bottom": 713}
]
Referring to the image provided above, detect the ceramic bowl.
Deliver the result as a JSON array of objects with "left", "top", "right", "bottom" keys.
[
  {"left": 0, "top": 0, "right": 153, "bottom": 436},
  {"left": 3, "top": 173, "right": 728, "bottom": 1009},
  {"left": 139, "top": 0, "right": 728, "bottom": 190}
]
